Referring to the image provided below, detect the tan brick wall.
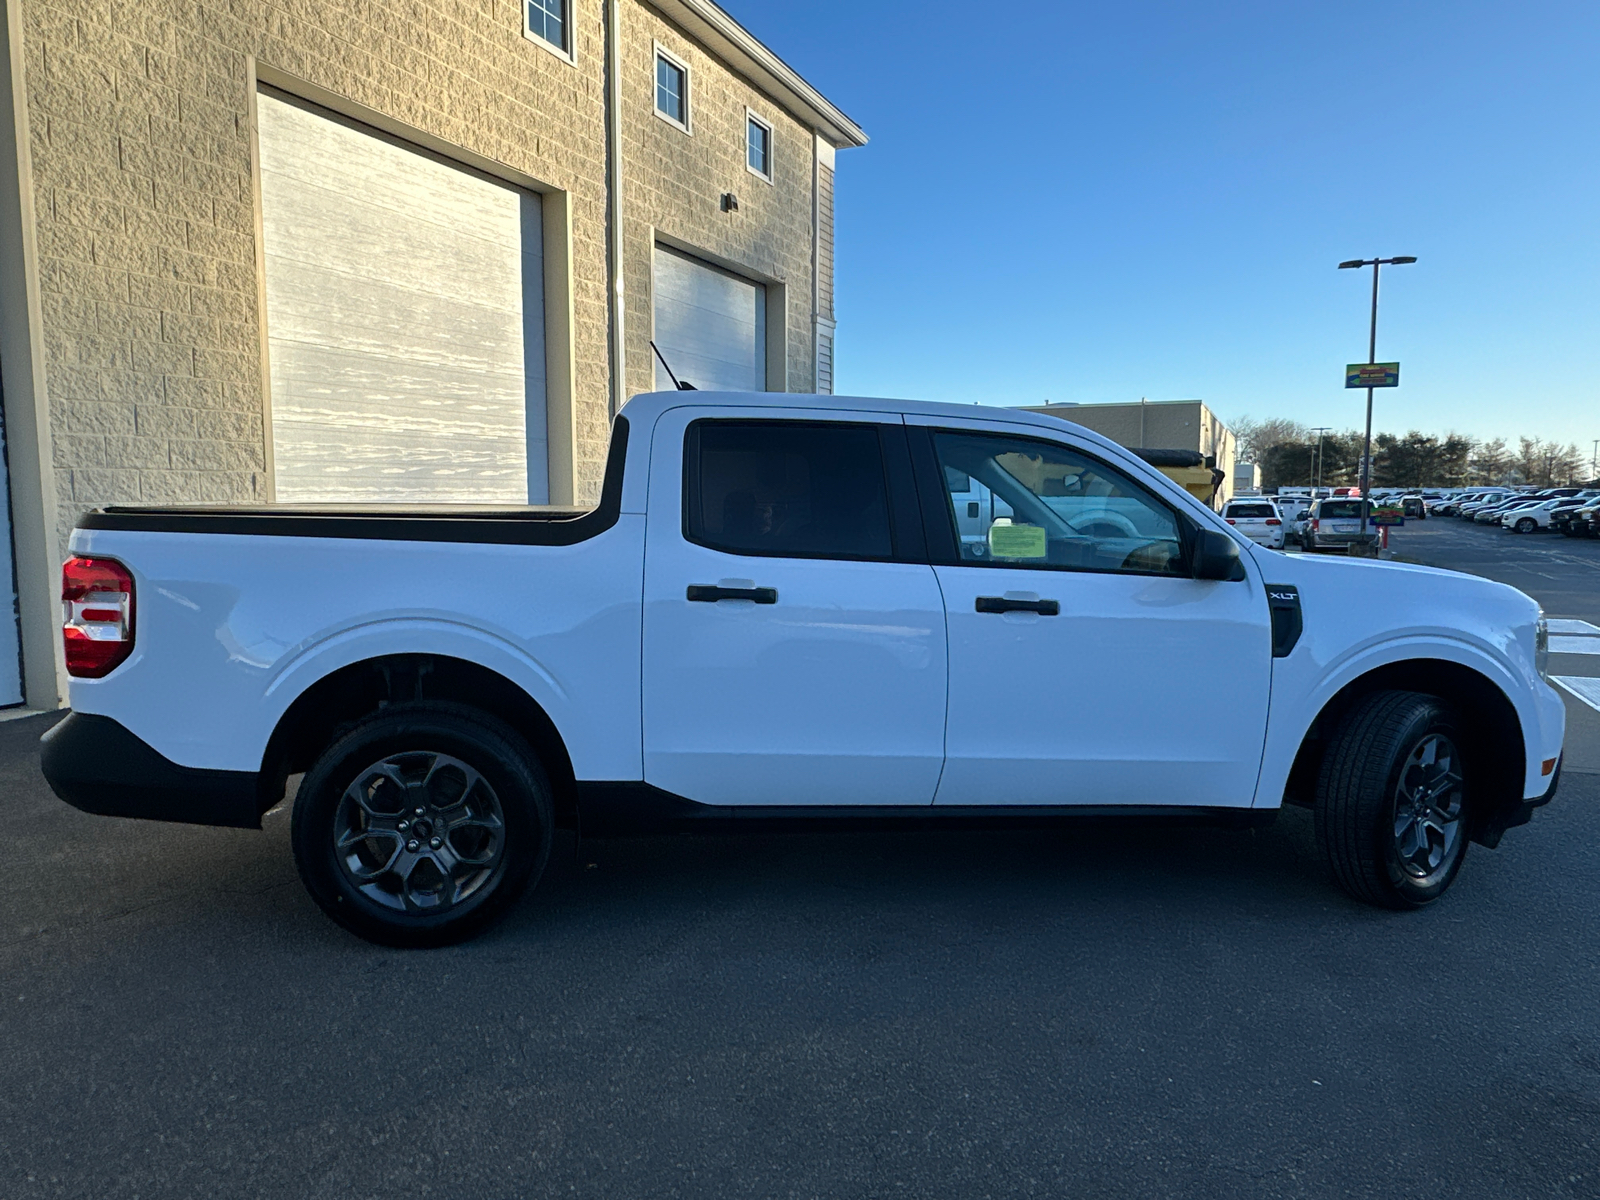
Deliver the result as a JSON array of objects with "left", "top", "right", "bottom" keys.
[
  {"left": 18, "top": 0, "right": 827, "bottom": 553},
  {"left": 620, "top": 5, "right": 816, "bottom": 397}
]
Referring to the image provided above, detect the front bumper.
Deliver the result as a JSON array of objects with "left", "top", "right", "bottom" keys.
[
  {"left": 41, "top": 712, "right": 262, "bottom": 829},
  {"left": 1477, "top": 754, "right": 1561, "bottom": 849}
]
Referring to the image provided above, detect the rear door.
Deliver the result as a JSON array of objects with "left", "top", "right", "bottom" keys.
[
  {"left": 907, "top": 415, "right": 1273, "bottom": 809},
  {"left": 641, "top": 406, "right": 948, "bottom": 806}
]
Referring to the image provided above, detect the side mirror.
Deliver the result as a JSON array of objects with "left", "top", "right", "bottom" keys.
[{"left": 1193, "top": 527, "right": 1247, "bottom": 581}]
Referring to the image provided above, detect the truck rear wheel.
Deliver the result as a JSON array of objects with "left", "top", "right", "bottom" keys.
[
  {"left": 1314, "top": 691, "right": 1470, "bottom": 909},
  {"left": 291, "top": 702, "right": 552, "bottom": 947}
]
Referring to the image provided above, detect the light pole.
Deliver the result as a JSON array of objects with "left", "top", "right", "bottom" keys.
[
  {"left": 1338, "top": 255, "right": 1416, "bottom": 538},
  {"left": 1309, "top": 426, "right": 1331, "bottom": 493}
]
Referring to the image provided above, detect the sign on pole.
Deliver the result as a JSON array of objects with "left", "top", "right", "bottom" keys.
[{"left": 1346, "top": 362, "right": 1399, "bottom": 388}]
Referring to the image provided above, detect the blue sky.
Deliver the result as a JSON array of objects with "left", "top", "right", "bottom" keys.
[{"left": 722, "top": 0, "right": 1600, "bottom": 449}]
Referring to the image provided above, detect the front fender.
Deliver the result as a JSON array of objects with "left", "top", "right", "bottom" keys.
[{"left": 1256, "top": 634, "right": 1559, "bottom": 810}]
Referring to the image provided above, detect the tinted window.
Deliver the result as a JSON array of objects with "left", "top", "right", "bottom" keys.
[
  {"left": 1318, "top": 500, "right": 1364, "bottom": 518},
  {"left": 1226, "top": 503, "right": 1276, "bottom": 518},
  {"left": 930, "top": 431, "right": 1185, "bottom": 575},
  {"left": 687, "top": 421, "right": 893, "bottom": 559}
]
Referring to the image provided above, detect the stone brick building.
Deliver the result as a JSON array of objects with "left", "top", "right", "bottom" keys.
[
  {"left": 1022, "top": 400, "right": 1238, "bottom": 508},
  {"left": 0, "top": 0, "right": 864, "bottom": 709}
]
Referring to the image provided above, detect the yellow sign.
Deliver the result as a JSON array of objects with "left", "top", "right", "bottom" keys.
[{"left": 988, "top": 522, "right": 1047, "bottom": 559}]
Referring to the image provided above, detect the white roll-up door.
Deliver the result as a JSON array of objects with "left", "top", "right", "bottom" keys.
[
  {"left": 257, "top": 91, "right": 547, "bottom": 504},
  {"left": 652, "top": 245, "right": 765, "bottom": 392}
]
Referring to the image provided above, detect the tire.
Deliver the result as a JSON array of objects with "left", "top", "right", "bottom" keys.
[
  {"left": 291, "top": 701, "right": 553, "bottom": 947},
  {"left": 1314, "top": 691, "right": 1470, "bottom": 909},
  {"left": 1515, "top": 517, "right": 1536, "bottom": 534}
]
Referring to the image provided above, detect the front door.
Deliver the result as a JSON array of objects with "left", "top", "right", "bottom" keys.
[
  {"left": 642, "top": 407, "right": 947, "bottom": 806},
  {"left": 909, "top": 417, "right": 1273, "bottom": 808}
]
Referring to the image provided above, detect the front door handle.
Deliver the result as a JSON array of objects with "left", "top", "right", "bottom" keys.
[
  {"left": 975, "top": 596, "right": 1059, "bottom": 616},
  {"left": 687, "top": 585, "right": 778, "bottom": 604}
]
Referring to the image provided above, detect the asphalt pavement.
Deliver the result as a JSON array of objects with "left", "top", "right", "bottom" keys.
[{"left": 2, "top": 527, "right": 1598, "bottom": 1199}]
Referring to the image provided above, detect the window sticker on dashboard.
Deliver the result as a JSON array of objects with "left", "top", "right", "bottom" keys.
[{"left": 988, "top": 522, "right": 1047, "bottom": 559}]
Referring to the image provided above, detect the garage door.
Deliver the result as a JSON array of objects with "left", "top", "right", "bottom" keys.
[
  {"left": 652, "top": 245, "right": 765, "bottom": 392},
  {"left": 257, "top": 91, "right": 547, "bottom": 504}
]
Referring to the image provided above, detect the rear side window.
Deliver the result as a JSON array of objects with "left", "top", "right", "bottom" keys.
[
  {"left": 685, "top": 420, "right": 894, "bottom": 560},
  {"left": 1226, "top": 503, "right": 1276, "bottom": 519}
]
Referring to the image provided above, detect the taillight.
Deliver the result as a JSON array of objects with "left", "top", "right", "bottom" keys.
[
  {"left": 62, "top": 556, "right": 135, "bottom": 678},
  {"left": 1312, "top": 519, "right": 1321, "bottom": 531},
  {"left": 1265, "top": 518, "right": 1281, "bottom": 526},
  {"left": 1225, "top": 518, "right": 1237, "bottom": 524}
]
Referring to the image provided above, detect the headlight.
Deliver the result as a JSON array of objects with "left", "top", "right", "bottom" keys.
[{"left": 1536, "top": 613, "right": 1549, "bottom": 680}]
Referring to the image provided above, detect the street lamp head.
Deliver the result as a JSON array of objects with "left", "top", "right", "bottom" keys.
[
  {"left": 1337, "top": 259, "right": 1366, "bottom": 269},
  {"left": 1388, "top": 255, "right": 1418, "bottom": 264}
]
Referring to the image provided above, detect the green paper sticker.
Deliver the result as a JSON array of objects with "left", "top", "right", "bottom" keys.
[{"left": 988, "top": 522, "right": 1047, "bottom": 559}]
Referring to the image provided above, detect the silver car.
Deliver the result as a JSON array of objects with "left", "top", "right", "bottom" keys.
[{"left": 1307, "top": 497, "right": 1371, "bottom": 550}]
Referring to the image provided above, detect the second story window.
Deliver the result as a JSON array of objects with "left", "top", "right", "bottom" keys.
[
  {"left": 655, "top": 48, "right": 689, "bottom": 130},
  {"left": 525, "top": 0, "right": 569, "bottom": 57},
  {"left": 746, "top": 111, "right": 772, "bottom": 180}
]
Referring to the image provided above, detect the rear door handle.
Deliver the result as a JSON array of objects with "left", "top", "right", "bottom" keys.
[
  {"left": 975, "top": 596, "right": 1059, "bottom": 616},
  {"left": 687, "top": 585, "right": 778, "bottom": 604}
]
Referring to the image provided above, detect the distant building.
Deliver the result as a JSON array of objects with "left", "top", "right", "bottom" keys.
[{"left": 1022, "top": 400, "right": 1237, "bottom": 507}]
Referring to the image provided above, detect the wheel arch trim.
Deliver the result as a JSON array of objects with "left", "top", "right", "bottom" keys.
[{"left": 1258, "top": 634, "right": 1538, "bottom": 814}]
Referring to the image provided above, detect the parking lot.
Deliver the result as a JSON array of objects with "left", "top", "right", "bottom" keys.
[{"left": 3, "top": 526, "right": 1598, "bottom": 1199}]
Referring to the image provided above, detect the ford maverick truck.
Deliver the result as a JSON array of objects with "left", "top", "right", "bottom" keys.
[{"left": 42, "top": 392, "right": 1566, "bottom": 945}]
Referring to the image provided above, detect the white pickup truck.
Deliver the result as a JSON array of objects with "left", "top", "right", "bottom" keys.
[{"left": 42, "top": 391, "right": 1566, "bottom": 945}]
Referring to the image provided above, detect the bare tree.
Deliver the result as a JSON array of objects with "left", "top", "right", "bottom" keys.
[{"left": 1232, "top": 416, "right": 1308, "bottom": 465}]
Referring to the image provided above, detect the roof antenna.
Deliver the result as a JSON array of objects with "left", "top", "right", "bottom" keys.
[{"left": 650, "top": 341, "right": 696, "bottom": 390}]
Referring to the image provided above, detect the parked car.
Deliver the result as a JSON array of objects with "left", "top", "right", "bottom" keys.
[
  {"left": 1222, "top": 498, "right": 1286, "bottom": 549},
  {"left": 1547, "top": 492, "right": 1600, "bottom": 536},
  {"left": 1401, "top": 495, "right": 1426, "bottom": 518},
  {"left": 1503, "top": 499, "right": 1564, "bottom": 533},
  {"left": 1463, "top": 491, "right": 1519, "bottom": 514},
  {"left": 1306, "top": 497, "right": 1374, "bottom": 549},
  {"left": 39, "top": 390, "right": 1565, "bottom": 944},
  {"left": 1566, "top": 501, "right": 1600, "bottom": 538},
  {"left": 1475, "top": 498, "right": 1532, "bottom": 524},
  {"left": 1280, "top": 502, "right": 1313, "bottom": 547}
]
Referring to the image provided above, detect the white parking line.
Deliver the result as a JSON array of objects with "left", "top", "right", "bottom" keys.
[
  {"left": 1548, "top": 619, "right": 1600, "bottom": 635},
  {"left": 1553, "top": 676, "right": 1600, "bottom": 715},
  {"left": 1549, "top": 636, "right": 1600, "bottom": 655},
  {"left": 1549, "top": 637, "right": 1600, "bottom": 655}
]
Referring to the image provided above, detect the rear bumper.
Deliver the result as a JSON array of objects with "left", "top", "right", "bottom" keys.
[{"left": 41, "top": 712, "right": 262, "bottom": 829}]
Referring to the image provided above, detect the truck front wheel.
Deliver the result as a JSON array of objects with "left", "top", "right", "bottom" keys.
[
  {"left": 291, "top": 702, "right": 553, "bottom": 947},
  {"left": 1314, "top": 691, "right": 1470, "bottom": 908}
]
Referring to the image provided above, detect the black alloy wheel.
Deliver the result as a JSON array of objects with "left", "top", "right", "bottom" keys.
[
  {"left": 1314, "top": 691, "right": 1471, "bottom": 909},
  {"left": 292, "top": 702, "right": 552, "bottom": 947}
]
